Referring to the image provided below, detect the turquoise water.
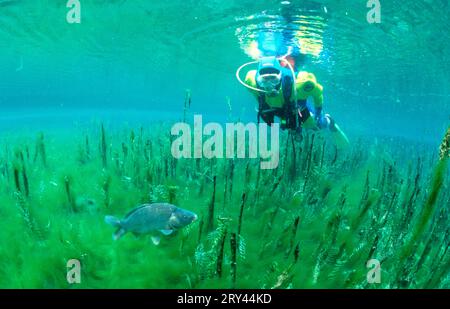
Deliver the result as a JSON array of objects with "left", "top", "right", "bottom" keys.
[
  {"left": 0, "top": 0, "right": 448, "bottom": 139},
  {"left": 0, "top": 0, "right": 449, "bottom": 289}
]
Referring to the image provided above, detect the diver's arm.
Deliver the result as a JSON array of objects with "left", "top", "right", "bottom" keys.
[
  {"left": 295, "top": 71, "right": 323, "bottom": 117},
  {"left": 244, "top": 70, "right": 258, "bottom": 96},
  {"left": 244, "top": 69, "right": 265, "bottom": 117},
  {"left": 312, "top": 83, "right": 324, "bottom": 121}
]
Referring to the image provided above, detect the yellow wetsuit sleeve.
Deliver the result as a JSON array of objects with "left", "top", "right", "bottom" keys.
[
  {"left": 312, "top": 83, "right": 323, "bottom": 109},
  {"left": 244, "top": 70, "right": 258, "bottom": 95},
  {"left": 295, "top": 71, "right": 323, "bottom": 109}
]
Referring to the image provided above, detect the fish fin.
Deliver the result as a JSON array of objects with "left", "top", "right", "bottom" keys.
[
  {"left": 113, "top": 228, "right": 126, "bottom": 241},
  {"left": 160, "top": 229, "right": 173, "bottom": 236},
  {"left": 151, "top": 236, "right": 161, "bottom": 246},
  {"left": 169, "top": 214, "right": 179, "bottom": 225},
  {"left": 105, "top": 215, "right": 121, "bottom": 228}
]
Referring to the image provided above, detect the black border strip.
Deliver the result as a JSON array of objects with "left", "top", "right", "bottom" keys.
[{"left": 0, "top": 289, "right": 447, "bottom": 307}]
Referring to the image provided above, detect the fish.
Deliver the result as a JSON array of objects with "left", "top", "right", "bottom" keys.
[{"left": 105, "top": 203, "right": 198, "bottom": 245}]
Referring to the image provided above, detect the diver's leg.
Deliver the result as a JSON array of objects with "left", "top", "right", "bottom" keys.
[
  {"left": 261, "top": 111, "right": 275, "bottom": 126},
  {"left": 284, "top": 105, "right": 303, "bottom": 141},
  {"left": 298, "top": 107, "right": 317, "bottom": 130}
]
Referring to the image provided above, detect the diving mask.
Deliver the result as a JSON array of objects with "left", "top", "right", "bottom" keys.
[
  {"left": 256, "top": 73, "right": 281, "bottom": 96},
  {"left": 256, "top": 56, "right": 283, "bottom": 95}
]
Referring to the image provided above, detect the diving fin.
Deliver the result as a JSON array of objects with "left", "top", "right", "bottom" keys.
[{"left": 332, "top": 124, "right": 350, "bottom": 149}]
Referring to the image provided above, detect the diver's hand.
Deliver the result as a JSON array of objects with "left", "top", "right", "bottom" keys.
[
  {"left": 314, "top": 107, "right": 323, "bottom": 127},
  {"left": 314, "top": 107, "right": 322, "bottom": 120}
]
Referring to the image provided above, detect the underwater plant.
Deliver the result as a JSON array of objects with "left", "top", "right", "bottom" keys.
[{"left": 0, "top": 123, "right": 448, "bottom": 289}]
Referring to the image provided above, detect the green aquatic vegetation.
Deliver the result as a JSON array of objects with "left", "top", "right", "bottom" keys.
[
  {"left": 206, "top": 176, "right": 217, "bottom": 233},
  {"left": 439, "top": 126, "right": 449, "bottom": 160},
  {"left": 230, "top": 232, "right": 237, "bottom": 287},
  {"left": 100, "top": 123, "right": 108, "bottom": 169},
  {"left": 33, "top": 132, "right": 47, "bottom": 167},
  {"left": 0, "top": 124, "right": 448, "bottom": 288},
  {"left": 183, "top": 89, "right": 191, "bottom": 123}
]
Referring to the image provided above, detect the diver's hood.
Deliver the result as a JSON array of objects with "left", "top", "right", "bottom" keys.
[
  {"left": 256, "top": 56, "right": 282, "bottom": 78},
  {"left": 255, "top": 56, "right": 283, "bottom": 93}
]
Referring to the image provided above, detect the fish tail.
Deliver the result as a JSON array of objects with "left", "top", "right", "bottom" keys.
[
  {"left": 105, "top": 215, "right": 121, "bottom": 228},
  {"left": 105, "top": 215, "right": 127, "bottom": 240}
]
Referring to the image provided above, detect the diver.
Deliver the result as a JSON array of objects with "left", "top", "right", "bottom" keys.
[
  {"left": 236, "top": 15, "right": 349, "bottom": 147},
  {"left": 237, "top": 55, "right": 349, "bottom": 148}
]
